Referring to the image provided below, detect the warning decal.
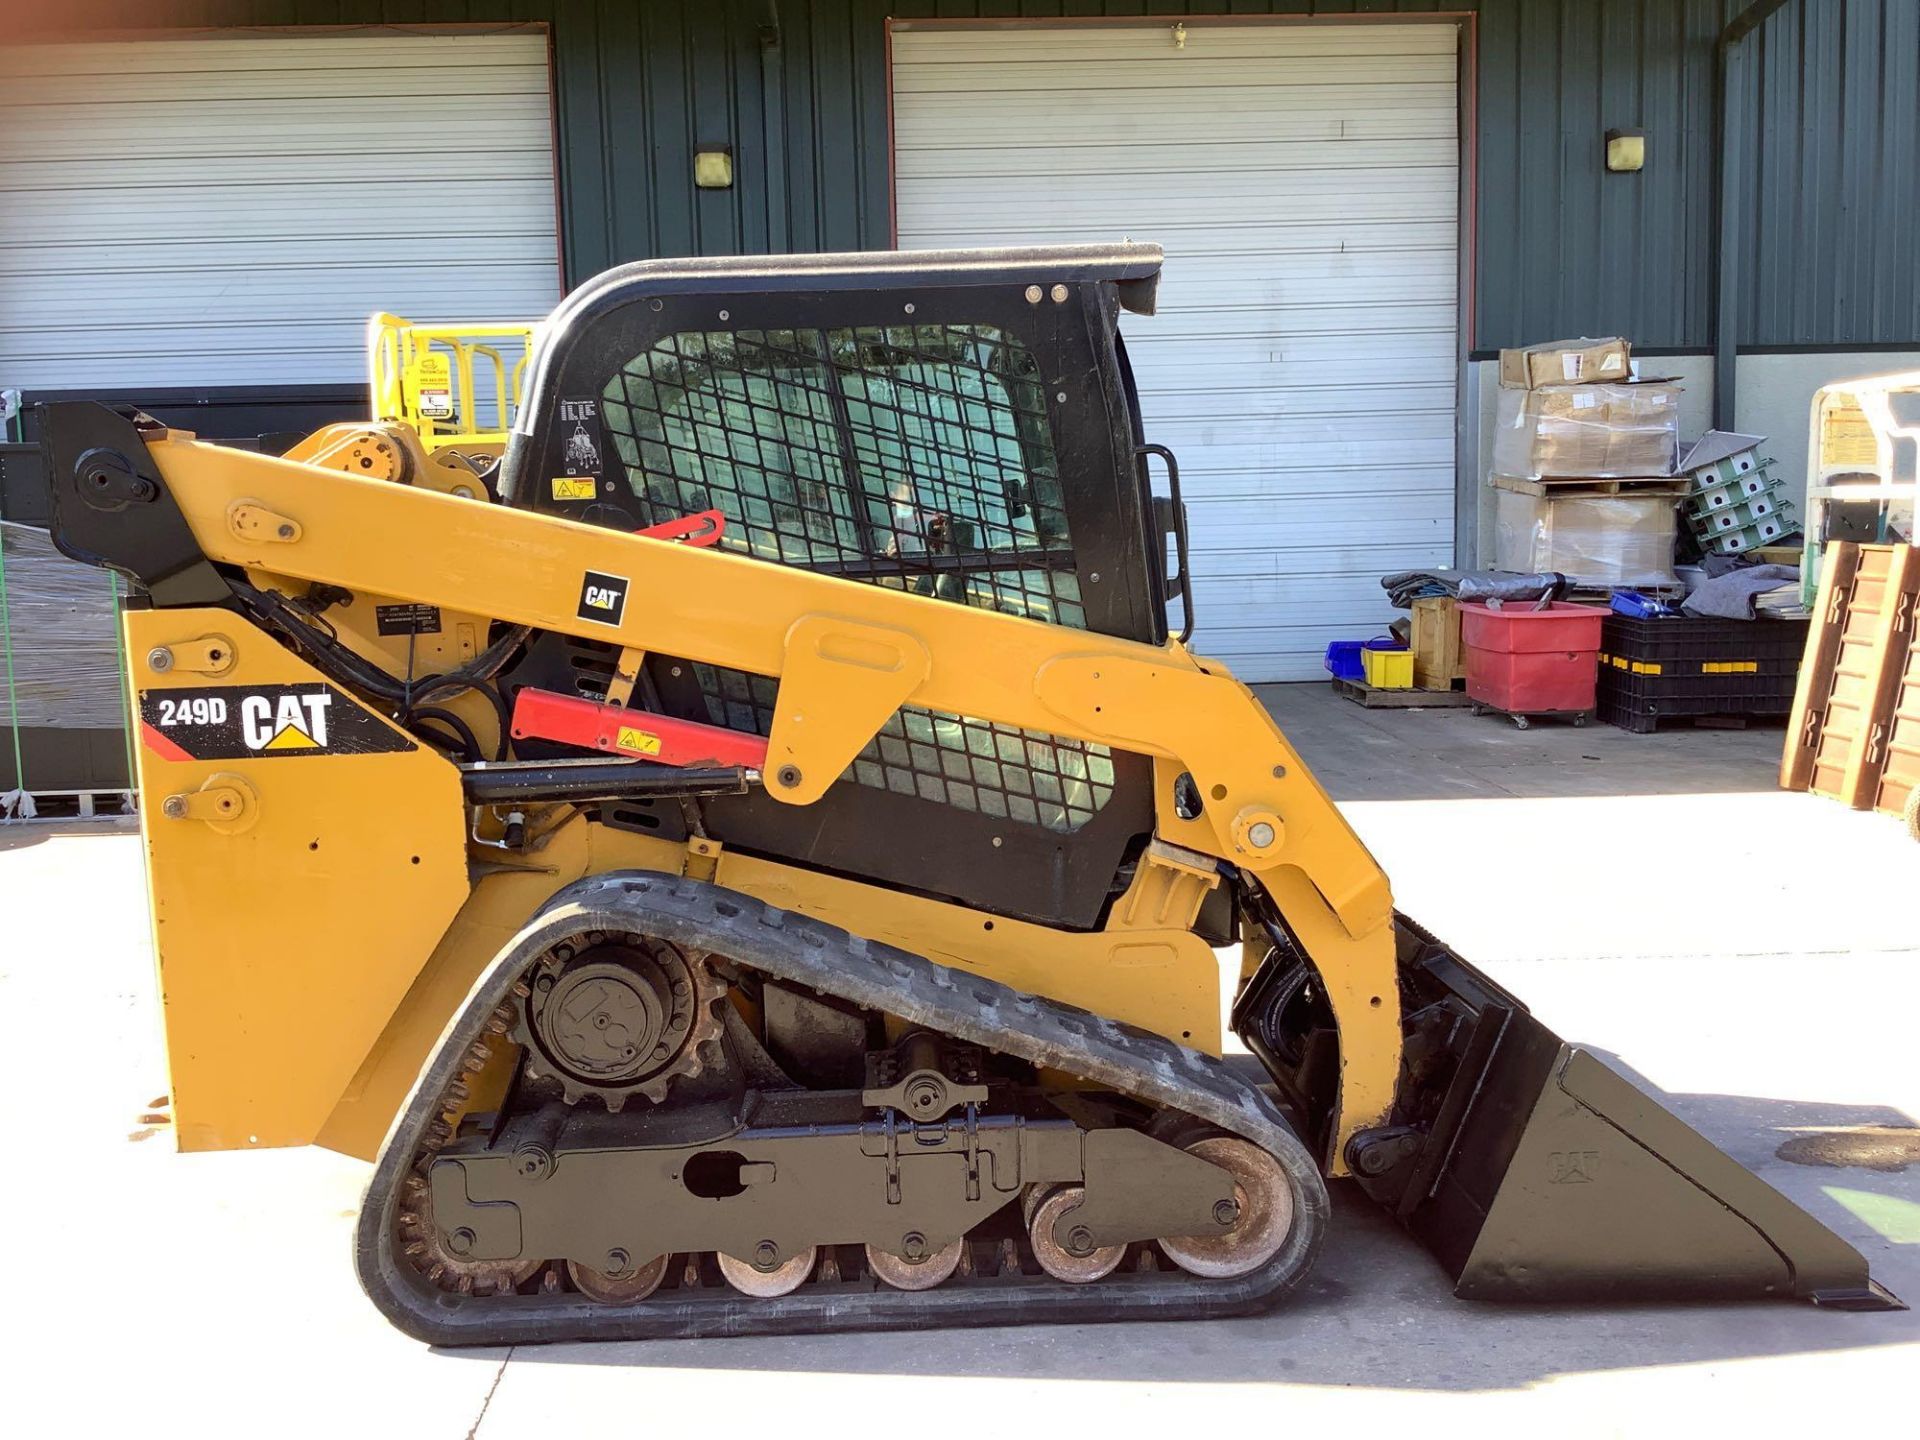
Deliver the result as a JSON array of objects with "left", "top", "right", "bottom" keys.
[
  {"left": 1820, "top": 405, "right": 1879, "bottom": 470},
  {"left": 408, "top": 352, "right": 455, "bottom": 421},
  {"left": 614, "top": 725, "right": 662, "bottom": 756},
  {"left": 551, "top": 476, "right": 597, "bottom": 502},
  {"left": 559, "top": 398, "right": 603, "bottom": 476},
  {"left": 139, "top": 684, "right": 417, "bottom": 761}
]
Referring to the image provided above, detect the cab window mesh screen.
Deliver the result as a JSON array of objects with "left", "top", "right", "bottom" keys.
[
  {"left": 600, "top": 324, "right": 1114, "bottom": 833},
  {"left": 696, "top": 665, "right": 1117, "bottom": 833},
  {"left": 600, "top": 325, "right": 1084, "bottom": 626}
]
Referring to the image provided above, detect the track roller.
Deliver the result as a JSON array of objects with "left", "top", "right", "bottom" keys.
[
  {"left": 718, "top": 1247, "right": 818, "bottom": 1297},
  {"left": 1027, "top": 1185, "right": 1126, "bottom": 1284},
  {"left": 567, "top": 1253, "right": 671, "bottom": 1304},
  {"left": 866, "top": 1239, "right": 965, "bottom": 1291}
]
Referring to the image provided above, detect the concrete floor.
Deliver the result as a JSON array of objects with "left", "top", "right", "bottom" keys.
[{"left": 4, "top": 684, "right": 1915, "bottom": 1436}]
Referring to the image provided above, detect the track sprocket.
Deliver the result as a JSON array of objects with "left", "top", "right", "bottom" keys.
[{"left": 509, "top": 929, "right": 725, "bottom": 1111}]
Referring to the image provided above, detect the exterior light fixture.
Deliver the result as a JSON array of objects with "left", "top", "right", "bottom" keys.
[
  {"left": 694, "top": 146, "right": 734, "bottom": 189},
  {"left": 1605, "top": 128, "right": 1647, "bottom": 173}
]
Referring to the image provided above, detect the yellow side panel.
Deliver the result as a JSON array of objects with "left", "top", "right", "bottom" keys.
[
  {"left": 317, "top": 825, "right": 1224, "bottom": 1161},
  {"left": 715, "top": 851, "right": 1223, "bottom": 1053},
  {"left": 315, "top": 822, "right": 686, "bottom": 1161},
  {"left": 125, "top": 608, "right": 470, "bottom": 1152}
]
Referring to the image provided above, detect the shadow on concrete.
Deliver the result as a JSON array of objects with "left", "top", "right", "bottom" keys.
[
  {"left": 1258, "top": 681, "right": 1790, "bottom": 803},
  {"left": 484, "top": 1083, "right": 1917, "bottom": 1391}
]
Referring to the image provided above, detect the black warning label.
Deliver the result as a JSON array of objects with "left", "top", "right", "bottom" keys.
[
  {"left": 559, "top": 398, "right": 602, "bottom": 476},
  {"left": 139, "top": 684, "right": 417, "bottom": 761},
  {"left": 375, "top": 603, "right": 443, "bottom": 636}
]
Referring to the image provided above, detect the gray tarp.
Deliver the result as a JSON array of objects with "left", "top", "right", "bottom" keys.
[
  {"left": 1680, "top": 562, "right": 1802, "bottom": 620},
  {"left": 1381, "top": 569, "right": 1564, "bottom": 610}
]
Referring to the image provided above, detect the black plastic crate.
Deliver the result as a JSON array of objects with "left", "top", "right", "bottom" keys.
[
  {"left": 1597, "top": 675, "right": 1799, "bottom": 733},
  {"left": 1600, "top": 613, "right": 1809, "bottom": 665},
  {"left": 1597, "top": 615, "right": 1809, "bottom": 733}
]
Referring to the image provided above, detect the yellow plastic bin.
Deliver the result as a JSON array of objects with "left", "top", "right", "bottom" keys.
[{"left": 1361, "top": 638, "right": 1414, "bottom": 689}]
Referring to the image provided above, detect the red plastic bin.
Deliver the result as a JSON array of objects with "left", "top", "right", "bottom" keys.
[{"left": 1459, "top": 601, "right": 1607, "bottom": 715}]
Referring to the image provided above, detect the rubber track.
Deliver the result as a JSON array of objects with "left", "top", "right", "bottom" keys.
[{"left": 356, "top": 871, "right": 1330, "bottom": 1345}]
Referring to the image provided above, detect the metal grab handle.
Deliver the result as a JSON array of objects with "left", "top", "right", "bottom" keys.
[{"left": 1136, "top": 443, "right": 1195, "bottom": 643}]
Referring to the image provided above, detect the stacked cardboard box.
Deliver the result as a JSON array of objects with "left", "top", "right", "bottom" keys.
[
  {"left": 1492, "top": 382, "right": 1682, "bottom": 479},
  {"left": 1490, "top": 338, "right": 1681, "bottom": 587},
  {"left": 1491, "top": 478, "right": 1684, "bottom": 588},
  {"left": 1499, "top": 337, "right": 1632, "bottom": 388}
]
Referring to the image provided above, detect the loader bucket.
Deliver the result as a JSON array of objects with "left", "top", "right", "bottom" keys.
[{"left": 1347, "top": 918, "right": 1902, "bottom": 1309}]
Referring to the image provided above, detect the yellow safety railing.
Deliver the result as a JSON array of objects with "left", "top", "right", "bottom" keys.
[{"left": 366, "top": 313, "right": 541, "bottom": 449}]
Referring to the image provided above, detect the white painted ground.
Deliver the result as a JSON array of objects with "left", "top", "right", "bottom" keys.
[{"left": 4, "top": 769, "right": 1914, "bottom": 1437}]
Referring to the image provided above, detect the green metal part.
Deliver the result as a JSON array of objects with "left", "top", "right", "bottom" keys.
[{"left": 432, "top": 1092, "right": 1238, "bottom": 1271}]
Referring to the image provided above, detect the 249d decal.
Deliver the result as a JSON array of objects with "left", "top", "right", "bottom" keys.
[{"left": 139, "top": 684, "right": 417, "bottom": 761}]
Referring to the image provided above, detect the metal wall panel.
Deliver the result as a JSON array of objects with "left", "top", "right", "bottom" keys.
[
  {"left": 1743, "top": 0, "right": 1920, "bottom": 346},
  {"left": 20, "top": 1, "right": 1920, "bottom": 360},
  {"left": 872, "top": 0, "right": 1918, "bottom": 352},
  {"left": 1474, "top": 0, "right": 1920, "bottom": 352},
  {"left": 894, "top": 21, "right": 1460, "bottom": 681},
  {"left": 0, "top": 30, "right": 562, "bottom": 389}
]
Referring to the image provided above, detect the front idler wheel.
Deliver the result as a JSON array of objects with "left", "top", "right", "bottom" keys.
[{"left": 1157, "top": 1136, "right": 1295, "bottom": 1279}]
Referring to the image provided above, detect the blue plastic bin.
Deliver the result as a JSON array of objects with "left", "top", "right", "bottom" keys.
[{"left": 1325, "top": 641, "right": 1366, "bottom": 681}]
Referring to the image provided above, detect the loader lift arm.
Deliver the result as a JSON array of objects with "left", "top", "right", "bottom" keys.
[{"left": 44, "top": 394, "right": 1404, "bottom": 1168}]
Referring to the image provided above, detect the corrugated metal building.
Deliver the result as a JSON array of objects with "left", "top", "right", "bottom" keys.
[{"left": 4, "top": 0, "right": 1918, "bottom": 680}]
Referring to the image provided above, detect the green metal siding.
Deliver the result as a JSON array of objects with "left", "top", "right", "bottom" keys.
[
  {"left": 1476, "top": 0, "right": 1920, "bottom": 351},
  {"left": 24, "top": 1, "right": 1920, "bottom": 351},
  {"left": 1743, "top": 0, "right": 1920, "bottom": 345}
]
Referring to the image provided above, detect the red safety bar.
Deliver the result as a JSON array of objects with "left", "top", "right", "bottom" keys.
[
  {"left": 636, "top": 509, "right": 725, "bottom": 547},
  {"left": 510, "top": 688, "right": 769, "bottom": 769}
]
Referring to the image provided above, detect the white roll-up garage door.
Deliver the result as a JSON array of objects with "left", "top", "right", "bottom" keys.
[
  {"left": 892, "top": 21, "right": 1459, "bottom": 682},
  {"left": 0, "top": 31, "right": 561, "bottom": 391}
]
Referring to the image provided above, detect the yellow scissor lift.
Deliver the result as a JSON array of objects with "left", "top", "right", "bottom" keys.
[
  {"left": 266, "top": 314, "right": 543, "bottom": 505},
  {"left": 366, "top": 311, "right": 541, "bottom": 452}
]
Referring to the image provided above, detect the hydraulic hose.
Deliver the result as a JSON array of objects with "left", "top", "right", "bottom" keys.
[
  {"left": 410, "top": 706, "right": 484, "bottom": 763},
  {"left": 230, "top": 579, "right": 530, "bottom": 754},
  {"left": 233, "top": 578, "right": 530, "bottom": 709}
]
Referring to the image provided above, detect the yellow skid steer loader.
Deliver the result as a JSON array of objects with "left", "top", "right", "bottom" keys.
[{"left": 30, "top": 245, "right": 1898, "bottom": 1343}]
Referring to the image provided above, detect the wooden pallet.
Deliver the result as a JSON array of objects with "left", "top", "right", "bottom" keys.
[
  {"left": 1332, "top": 677, "right": 1475, "bottom": 709},
  {"left": 1565, "top": 583, "right": 1684, "bottom": 603},
  {"left": 1490, "top": 473, "right": 1692, "bottom": 499}
]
